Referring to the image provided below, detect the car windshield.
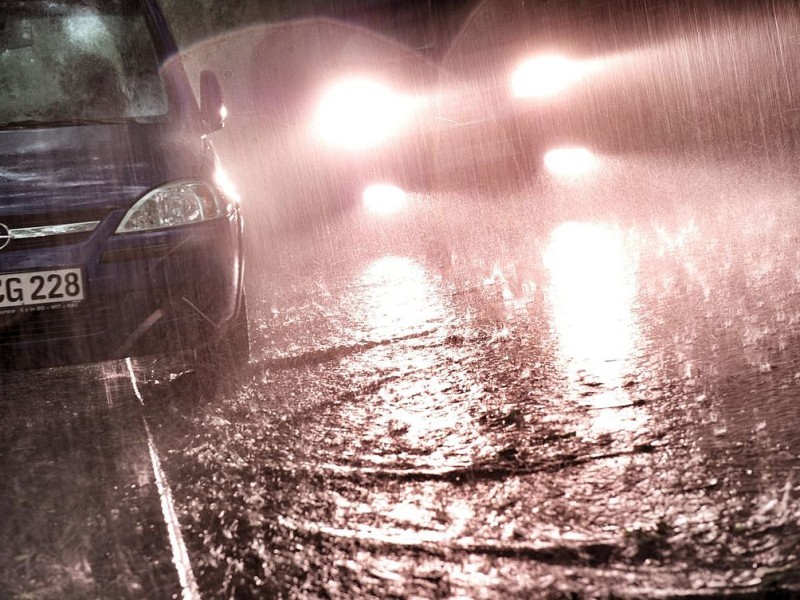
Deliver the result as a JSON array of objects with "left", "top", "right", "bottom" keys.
[{"left": 0, "top": 0, "right": 168, "bottom": 126}]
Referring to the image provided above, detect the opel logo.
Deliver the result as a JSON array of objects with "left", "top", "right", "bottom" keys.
[{"left": 0, "top": 223, "right": 11, "bottom": 251}]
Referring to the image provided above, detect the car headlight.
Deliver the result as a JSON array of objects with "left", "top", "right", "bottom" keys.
[
  {"left": 313, "top": 78, "right": 415, "bottom": 150},
  {"left": 511, "top": 55, "right": 588, "bottom": 99},
  {"left": 116, "top": 181, "right": 225, "bottom": 233},
  {"left": 544, "top": 147, "right": 599, "bottom": 177}
]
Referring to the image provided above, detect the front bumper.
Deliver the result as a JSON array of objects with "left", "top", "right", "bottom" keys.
[{"left": 0, "top": 210, "right": 243, "bottom": 370}]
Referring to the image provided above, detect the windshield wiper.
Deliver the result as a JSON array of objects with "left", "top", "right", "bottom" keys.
[{"left": 0, "top": 117, "right": 132, "bottom": 130}]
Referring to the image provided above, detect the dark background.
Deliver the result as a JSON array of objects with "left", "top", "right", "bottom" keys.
[{"left": 160, "top": 0, "right": 473, "bottom": 55}]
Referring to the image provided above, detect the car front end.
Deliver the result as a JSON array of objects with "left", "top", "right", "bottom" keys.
[{"left": 0, "top": 0, "right": 245, "bottom": 370}]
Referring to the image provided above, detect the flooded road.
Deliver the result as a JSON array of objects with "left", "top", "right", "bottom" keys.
[{"left": 3, "top": 154, "right": 800, "bottom": 598}]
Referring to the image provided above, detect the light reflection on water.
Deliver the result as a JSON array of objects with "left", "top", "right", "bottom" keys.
[
  {"left": 320, "top": 241, "right": 655, "bottom": 559},
  {"left": 342, "top": 255, "right": 494, "bottom": 469},
  {"left": 352, "top": 255, "right": 448, "bottom": 340},
  {"left": 308, "top": 255, "right": 503, "bottom": 561},
  {"left": 543, "top": 221, "right": 648, "bottom": 438}
]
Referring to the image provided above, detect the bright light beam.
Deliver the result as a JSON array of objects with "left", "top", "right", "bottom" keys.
[
  {"left": 363, "top": 184, "right": 408, "bottom": 215},
  {"left": 511, "top": 55, "right": 589, "bottom": 98},
  {"left": 314, "top": 78, "right": 414, "bottom": 150},
  {"left": 544, "top": 147, "right": 599, "bottom": 178}
]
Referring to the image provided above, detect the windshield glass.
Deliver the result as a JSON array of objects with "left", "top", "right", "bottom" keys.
[{"left": 0, "top": 0, "right": 168, "bottom": 125}]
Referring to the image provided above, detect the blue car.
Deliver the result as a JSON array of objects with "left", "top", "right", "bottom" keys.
[{"left": 0, "top": 0, "right": 248, "bottom": 370}]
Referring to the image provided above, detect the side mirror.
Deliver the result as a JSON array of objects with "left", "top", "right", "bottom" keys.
[{"left": 199, "top": 70, "right": 225, "bottom": 132}]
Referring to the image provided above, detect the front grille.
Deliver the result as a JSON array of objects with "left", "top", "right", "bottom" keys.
[
  {"left": 0, "top": 208, "right": 109, "bottom": 252},
  {"left": 5, "top": 231, "right": 95, "bottom": 252},
  {"left": 0, "top": 208, "right": 108, "bottom": 229}
]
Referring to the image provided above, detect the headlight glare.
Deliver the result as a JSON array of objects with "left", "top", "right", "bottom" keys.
[
  {"left": 116, "top": 181, "right": 223, "bottom": 233},
  {"left": 511, "top": 55, "right": 588, "bottom": 98},
  {"left": 313, "top": 78, "right": 414, "bottom": 150}
]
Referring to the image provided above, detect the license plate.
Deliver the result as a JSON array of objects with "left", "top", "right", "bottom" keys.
[{"left": 0, "top": 268, "right": 85, "bottom": 310}]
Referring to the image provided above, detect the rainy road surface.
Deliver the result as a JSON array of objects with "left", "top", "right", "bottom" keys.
[
  {"left": 0, "top": 362, "right": 186, "bottom": 599},
  {"left": 3, "top": 154, "right": 800, "bottom": 598}
]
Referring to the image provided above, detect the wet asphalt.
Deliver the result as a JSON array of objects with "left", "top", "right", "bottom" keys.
[{"left": 2, "top": 154, "right": 800, "bottom": 599}]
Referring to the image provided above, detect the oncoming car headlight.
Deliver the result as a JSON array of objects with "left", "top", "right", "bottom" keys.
[
  {"left": 116, "top": 181, "right": 225, "bottom": 233},
  {"left": 313, "top": 78, "right": 415, "bottom": 150},
  {"left": 511, "top": 55, "right": 591, "bottom": 99}
]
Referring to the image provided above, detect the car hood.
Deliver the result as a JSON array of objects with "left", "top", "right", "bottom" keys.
[{"left": 0, "top": 122, "right": 208, "bottom": 218}]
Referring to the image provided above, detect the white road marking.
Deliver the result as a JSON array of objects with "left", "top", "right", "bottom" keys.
[{"left": 126, "top": 358, "right": 201, "bottom": 600}]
